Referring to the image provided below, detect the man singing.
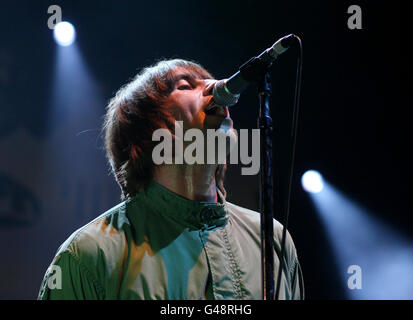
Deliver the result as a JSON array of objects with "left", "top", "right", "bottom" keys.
[{"left": 38, "top": 59, "right": 304, "bottom": 299}]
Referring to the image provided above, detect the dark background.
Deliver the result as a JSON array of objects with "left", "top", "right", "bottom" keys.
[{"left": 0, "top": 0, "right": 409, "bottom": 299}]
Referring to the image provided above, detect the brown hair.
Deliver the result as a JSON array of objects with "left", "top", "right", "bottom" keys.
[{"left": 103, "top": 59, "right": 227, "bottom": 200}]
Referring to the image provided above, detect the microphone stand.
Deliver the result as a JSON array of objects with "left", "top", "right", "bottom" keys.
[
  {"left": 238, "top": 57, "right": 275, "bottom": 300},
  {"left": 232, "top": 34, "right": 300, "bottom": 300},
  {"left": 258, "top": 72, "right": 275, "bottom": 300}
]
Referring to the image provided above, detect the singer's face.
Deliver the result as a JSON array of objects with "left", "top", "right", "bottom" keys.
[{"left": 163, "top": 67, "right": 233, "bottom": 132}]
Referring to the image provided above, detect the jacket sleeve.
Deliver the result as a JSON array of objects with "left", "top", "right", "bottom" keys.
[
  {"left": 274, "top": 227, "right": 305, "bottom": 300},
  {"left": 290, "top": 257, "right": 305, "bottom": 300},
  {"left": 38, "top": 251, "right": 105, "bottom": 300}
]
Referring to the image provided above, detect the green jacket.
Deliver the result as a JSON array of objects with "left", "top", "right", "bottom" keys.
[{"left": 38, "top": 181, "right": 304, "bottom": 300}]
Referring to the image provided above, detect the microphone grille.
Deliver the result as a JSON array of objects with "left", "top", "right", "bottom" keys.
[{"left": 213, "top": 79, "right": 240, "bottom": 107}]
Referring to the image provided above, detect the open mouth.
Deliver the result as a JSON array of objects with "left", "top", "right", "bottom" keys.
[{"left": 204, "top": 103, "right": 228, "bottom": 117}]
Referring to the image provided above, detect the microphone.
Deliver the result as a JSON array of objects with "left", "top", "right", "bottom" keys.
[{"left": 210, "top": 34, "right": 295, "bottom": 108}]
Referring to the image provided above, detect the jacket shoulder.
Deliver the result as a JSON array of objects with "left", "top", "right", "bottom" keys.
[
  {"left": 53, "top": 201, "right": 131, "bottom": 271},
  {"left": 225, "top": 201, "right": 284, "bottom": 237},
  {"left": 225, "top": 201, "right": 299, "bottom": 263}
]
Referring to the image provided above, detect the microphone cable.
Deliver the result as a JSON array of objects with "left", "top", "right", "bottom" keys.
[{"left": 274, "top": 34, "right": 303, "bottom": 300}]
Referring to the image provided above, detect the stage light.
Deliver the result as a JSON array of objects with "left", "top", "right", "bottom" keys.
[
  {"left": 301, "top": 170, "right": 324, "bottom": 193},
  {"left": 53, "top": 21, "right": 76, "bottom": 46},
  {"left": 309, "top": 181, "right": 413, "bottom": 299}
]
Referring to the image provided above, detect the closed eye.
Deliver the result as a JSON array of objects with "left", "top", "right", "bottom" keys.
[
  {"left": 176, "top": 78, "right": 196, "bottom": 91},
  {"left": 177, "top": 84, "right": 192, "bottom": 90}
]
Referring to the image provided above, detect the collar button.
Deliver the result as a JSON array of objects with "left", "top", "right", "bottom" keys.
[{"left": 201, "top": 208, "right": 216, "bottom": 222}]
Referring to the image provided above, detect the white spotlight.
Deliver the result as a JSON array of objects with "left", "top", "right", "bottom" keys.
[
  {"left": 301, "top": 170, "right": 324, "bottom": 193},
  {"left": 53, "top": 21, "right": 76, "bottom": 46}
]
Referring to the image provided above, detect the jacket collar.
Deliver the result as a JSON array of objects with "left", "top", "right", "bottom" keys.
[{"left": 128, "top": 180, "right": 228, "bottom": 231}]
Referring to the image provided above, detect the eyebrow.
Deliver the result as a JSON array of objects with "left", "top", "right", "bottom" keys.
[{"left": 170, "top": 73, "right": 199, "bottom": 85}]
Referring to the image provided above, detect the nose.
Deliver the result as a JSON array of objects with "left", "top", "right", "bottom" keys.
[{"left": 203, "top": 79, "right": 217, "bottom": 96}]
